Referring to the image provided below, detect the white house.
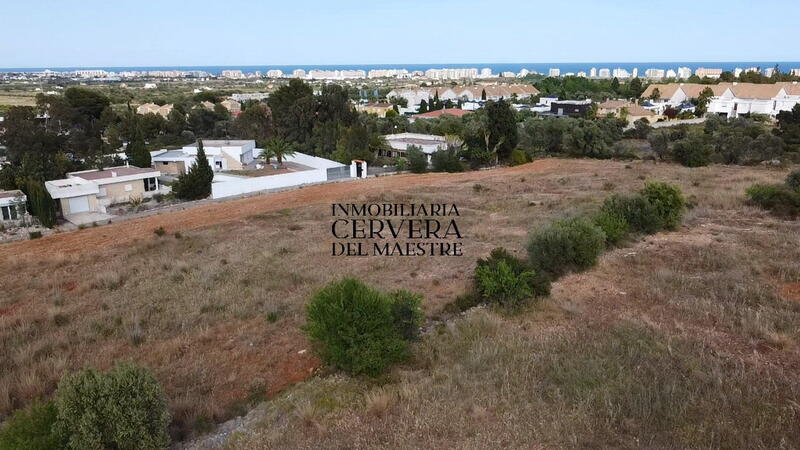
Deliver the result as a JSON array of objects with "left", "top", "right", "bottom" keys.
[
  {"left": 641, "top": 82, "right": 800, "bottom": 118},
  {"left": 151, "top": 139, "right": 258, "bottom": 174},
  {"left": 382, "top": 133, "right": 447, "bottom": 161},
  {"left": 46, "top": 166, "right": 163, "bottom": 223},
  {"left": 0, "top": 190, "right": 26, "bottom": 224}
]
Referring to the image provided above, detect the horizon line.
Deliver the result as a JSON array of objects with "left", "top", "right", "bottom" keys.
[{"left": 2, "top": 60, "right": 800, "bottom": 70}]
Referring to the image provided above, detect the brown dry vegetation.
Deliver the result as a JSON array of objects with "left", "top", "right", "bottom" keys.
[{"left": 1, "top": 159, "right": 799, "bottom": 446}]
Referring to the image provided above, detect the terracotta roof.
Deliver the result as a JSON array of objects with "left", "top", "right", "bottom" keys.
[
  {"left": 642, "top": 82, "right": 787, "bottom": 100},
  {"left": 777, "top": 82, "right": 800, "bottom": 96},
  {"left": 641, "top": 84, "right": 681, "bottom": 99},
  {"left": 598, "top": 100, "right": 630, "bottom": 109},
  {"left": 729, "top": 83, "right": 785, "bottom": 99},
  {"left": 625, "top": 104, "right": 655, "bottom": 116},
  {"left": 414, "top": 108, "right": 472, "bottom": 119}
]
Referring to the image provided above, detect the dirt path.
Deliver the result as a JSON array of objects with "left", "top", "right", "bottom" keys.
[{"left": 0, "top": 160, "right": 560, "bottom": 260}]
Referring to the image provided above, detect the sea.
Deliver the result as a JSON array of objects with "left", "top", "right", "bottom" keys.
[{"left": 1, "top": 62, "right": 799, "bottom": 75}]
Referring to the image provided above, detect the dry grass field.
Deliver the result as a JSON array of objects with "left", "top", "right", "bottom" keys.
[
  {"left": 0, "top": 93, "right": 37, "bottom": 107},
  {"left": 1, "top": 158, "right": 799, "bottom": 446}
]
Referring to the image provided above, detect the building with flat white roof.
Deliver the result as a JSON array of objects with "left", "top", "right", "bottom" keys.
[{"left": 46, "top": 166, "right": 163, "bottom": 223}]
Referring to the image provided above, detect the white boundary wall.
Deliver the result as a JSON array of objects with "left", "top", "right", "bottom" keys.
[
  {"left": 283, "top": 153, "right": 345, "bottom": 169},
  {"left": 210, "top": 152, "right": 347, "bottom": 199}
]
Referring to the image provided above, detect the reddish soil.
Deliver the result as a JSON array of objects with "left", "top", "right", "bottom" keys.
[
  {"left": 779, "top": 282, "right": 800, "bottom": 302},
  {"left": 0, "top": 160, "right": 559, "bottom": 260}
]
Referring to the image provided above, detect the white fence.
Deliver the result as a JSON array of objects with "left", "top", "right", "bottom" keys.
[{"left": 210, "top": 152, "right": 346, "bottom": 199}]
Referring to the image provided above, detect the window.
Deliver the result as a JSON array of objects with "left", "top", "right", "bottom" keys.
[
  {"left": 143, "top": 177, "right": 157, "bottom": 192},
  {"left": 1, "top": 205, "right": 18, "bottom": 221}
]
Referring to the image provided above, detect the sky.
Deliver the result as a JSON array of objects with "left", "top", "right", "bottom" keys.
[{"left": 2, "top": 0, "right": 799, "bottom": 68}]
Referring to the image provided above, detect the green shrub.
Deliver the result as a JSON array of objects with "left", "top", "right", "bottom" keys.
[
  {"left": 600, "top": 194, "right": 662, "bottom": 234},
  {"left": 55, "top": 363, "right": 171, "bottom": 450},
  {"left": 509, "top": 149, "right": 530, "bottom": 166},
  {"left": 406, "top": 145, "right": 428, "bottom": 174},
  {"left": 388, "top": 290, "right": 423, "bottom": 341},
  {"left": 0, "top": 401, "right": 61, "bottom": 450},
  {"left": 430, "top": 148, "right": 464, "bottom": 173},
  {"left": 746, "top": 184, "right": 800, "bottom": 218},
  {"left": 29, "top": 231, "right": 43, "bottom": 240},
  {"left": 393, "top": 156, "right": 408, "bottom": 171},
  {"left": 593, "top": 209, "right": 629, "bottom": 246},
  {"left": 305, "top": 278, "right": 420, "bottom": 376},
  {"left": 153, "top": 226, "right": 166, "bottom": 237},
  {"left": 641, "top": 181, "right": 686, "bottom": 230},
  {"left": 474, "top": 248, "right": 550, "bottom": 307},
  {"left": 442, "top": 292, "right": 481, "bottom": 314},
  {"left": 787, "top": 169, "right": 800, "bottom": 191},
  {"left": 527, "top": 217, "right": 606, "bottom": 278}
]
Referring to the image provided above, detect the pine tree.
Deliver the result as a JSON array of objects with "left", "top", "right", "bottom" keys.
[
  {"left": 419, "top": 99, "right": 428, "bottom": 113},
  {"left": 174, "top": 140, "right": 213, "bottom": 200},
  {"left": 127, "top": 124, "right": 151, "bottom": 168},
  {"left": 481, "top": 89, "right": 487, "bottom": 101},
  {"left": 26, "top": 179, "right": 56, "bottom": 228}
]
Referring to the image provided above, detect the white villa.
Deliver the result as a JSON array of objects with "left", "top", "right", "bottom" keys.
[
  {"left": 641, "top": 82, "right": 800, "bottom": 118},
  {"left": 151, "top": 140, "right": 258, "bottom": 175},
  {"left": 382, "top": 133, "right": 448, "bottom": 161}
]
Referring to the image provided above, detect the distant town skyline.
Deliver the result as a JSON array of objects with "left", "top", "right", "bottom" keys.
[{"left": 3, "top": 0, "right": 799, "bottom": 68}]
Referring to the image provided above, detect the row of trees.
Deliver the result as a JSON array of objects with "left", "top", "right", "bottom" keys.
[{"left": 647, "top": 112, "right": 799, "bottom": 167}]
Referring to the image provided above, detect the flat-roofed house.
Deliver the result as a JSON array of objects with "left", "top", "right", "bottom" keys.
[
  {"left": 0, "top": 190, "right": 26, "bottom": 224},
  {"left": 151, "top": 139, "right": 257, "bottom": 174},
  {"left": 381, "top": 133, "right": 447, "bottom": 162},
  {"left": 46, "top": 166, "right": 162, "bottom": 224}
]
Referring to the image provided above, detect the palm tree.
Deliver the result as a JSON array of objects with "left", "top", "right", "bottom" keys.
[
  {"left": 259, "top": 147, "right": 275, "bottom": 165},
  {"left": 264, "top": 137, "right": 296, "bottom": 167}
]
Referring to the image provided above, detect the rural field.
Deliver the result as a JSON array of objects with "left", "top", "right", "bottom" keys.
[{"left": 1, "top": 158, "right": 799, "bottom": 447}]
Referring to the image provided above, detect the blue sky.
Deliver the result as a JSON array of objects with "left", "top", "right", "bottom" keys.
[{"left": 2, "top": 0, "right": 799, "bottom": 67}]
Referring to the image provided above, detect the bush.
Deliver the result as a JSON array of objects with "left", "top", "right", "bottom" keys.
[
  {"left": 641, "top": 181, "right": 686, "bottom": 230},
  {"left": 474, "top": 248, "right": 550, "bottom": 307},
  {"left": 746, "top": 184, "right": 800, "bottom": 218},
  {"left": 29, "top": 231, "right": 42, "bottom": 240},
  {"left": 599, "top": 194, "right": 662, "bottom": 234},
  {"left": 0, "top": 401, "right": 61, "bottom": 450},
  {"left": 430, "top": 147, "right": 464, "bottom": 173},
  {"left": 55, "top": 363, "right": 171, "bottom": 449},
  {"left": 305, "top": 278, "right": 421, "bottom": 376},
  {"left": 672, "top": 135, "right": 711, "bottom": 167},
  {"left": 153, "top": 226, "right": 166, "bottom": 237},
  {"left": 509, "top": 149, "right": 530, "bottom": 166},
  {"left": 406, "top": 145, "right": 428, "bottom": 174},
  {"left": 593, "top": 209, "right": 629, "bottom": 246},
  {"left": 787, "top": 169, "right": 800, "bottom": 191},
  {"left": 388, "top": 290, "right": 423, "bottom": 341},
  {"left": 393, "top": 156, "right": 408, "bottom": 171},
  {"left": 527, "top": 217, "right": 606, "bottom": 278}
]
